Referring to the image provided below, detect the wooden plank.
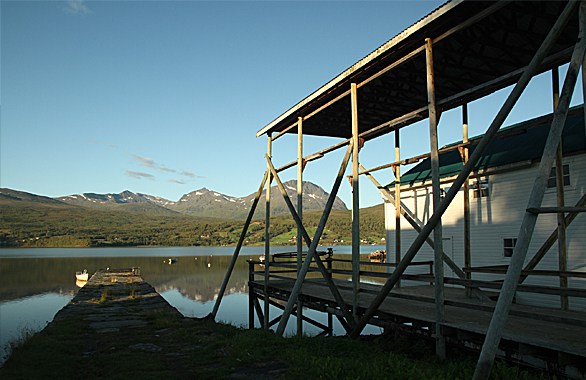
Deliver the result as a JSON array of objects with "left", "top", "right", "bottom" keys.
[
  {"left": 526, "top": 206, "right": 586, "bottom": 214},
  {"left": 254, "top": 278, "right": 586, "bottom": 358}
]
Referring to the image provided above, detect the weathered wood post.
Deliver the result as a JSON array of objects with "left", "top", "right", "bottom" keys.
[
  {"left": 462, "top": 104, "right": 472, "bottom": 297},
  {"left": 249, "top": 260, "right": 255, "bottom": 329},
  {"left": 351, "top": 82, "right": 361, "bottom": 320},
  {"left": 473, "top": 4, "right": 585, "bottom": 377},
  {"left": 394, "top": 129, "right": 401, "bottom": 287},
  {"left": 552, "top": 67, "right": 569, "bottom": 310},
  {"left": 297, "top": 116, "right": 304, "bottom": 335},
  {"left": 425, "top": 37, "right": 446, "bottom": 359},
  {"left": 264, "top": 133, "right": 272, "bottom": 330}
]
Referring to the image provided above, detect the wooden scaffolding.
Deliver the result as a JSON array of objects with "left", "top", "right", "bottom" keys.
[{"left": 211, "top": 1, "right": 586, "bottom": 378}]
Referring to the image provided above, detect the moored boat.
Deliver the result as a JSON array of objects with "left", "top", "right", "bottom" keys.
[{"left": 75, "top": 269, "right": 89, "bottom": 282}]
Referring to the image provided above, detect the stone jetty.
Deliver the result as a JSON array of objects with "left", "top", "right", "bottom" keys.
[
  {"left": 54, "top": 268, "right": 182, "bottom": 332},
  {"left": 0, "top": 268, "right": 289, "bottom": 379}
]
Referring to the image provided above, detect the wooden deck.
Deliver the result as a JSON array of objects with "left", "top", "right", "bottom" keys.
[{"left": 250, "top": 277, "right": 586, "bottom": 378}]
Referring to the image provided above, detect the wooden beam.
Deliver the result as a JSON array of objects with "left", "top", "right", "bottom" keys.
[
  {"left": 552, "top": 66, "right": 568, "bottom": 310},
  {"left": 351, "top": 83, "right": 361, "bottom": 319},
  {"left": 394, "top": 129, "right": 401, "bottom": 287},
  {"left": 462, "top": 103, "right": 472, "bottom": 297},
  {"left": 520, "top": 192, "right": 586, "bottom": 283},
  {"left": 296, "top": 117, "right": 303, "bottom": 336},
  {"left": 474, "top": 3, "right": 584, "bottom": 377},
  {"left": 264, "top": 134, "right": 272, "bottom": 330},
  {"left": 526, "top": 206, "right": 586, "bottom": 214},
  {"left": 426, "top": 37, "right": 446, "bottom": 359}
]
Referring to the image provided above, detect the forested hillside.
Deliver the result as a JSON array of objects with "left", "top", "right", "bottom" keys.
[{"left": 0, "top": 197, "right": 385, "bottom": 248}]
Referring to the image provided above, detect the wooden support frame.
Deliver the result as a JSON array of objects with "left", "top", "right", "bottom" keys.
[
  {"left": 474, "top": 3, "right": 585, "bottom": 377},
  {"left": 350, "top": 0, "right": 579, "bottom": 341},
  {"left": 273, "top": 142, "right": 357, "bottom": 336},
  {"left": 520, "top": 193, "right": 586, "bottom": 283}
]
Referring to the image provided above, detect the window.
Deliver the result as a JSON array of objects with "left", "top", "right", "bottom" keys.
[
  {"left": 503, "top": 238, "right": 517, "bottom": 258},
  {"left": 471, "top": 178, "right": 489, "bottom": 198},
  {"left": 547, "top": 164, "right": 570, "bottom": 188}
]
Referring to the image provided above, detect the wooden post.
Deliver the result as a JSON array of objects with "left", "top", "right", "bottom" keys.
[
  {"left": 249, "top": 260, "right": 255, "bottom": 329},
  {"left": 473, "top": 6, "right": 585, "bottom": 377},
  {"left": 552, "top": 67, "right": 569, "bottom": 310},
  {"left": 351, "top": 0, "right": 578, "bottom": 340},
  {"left": 275, "top": 143, "right": 356, "bottom": 336},
  {"left": 426, "top": 37, "right": 446, "bottom": 359},
  {"left": 211, "top": 170, "right": 269, "bottom": 319},
  {"left": 462, "top": 104, "right": 472, "bottom": 297},
  {"left": 264, "top": 134, "right": 272, "bottom": 330},
  {"left": 351, "top": 82, "right": 361, "bottom": 320},
  {"left": 394, "top": 129, "right": 401, "bottom": 287},
  {"left": 297, "top": 116, "right": 304, "bottom": 335}
]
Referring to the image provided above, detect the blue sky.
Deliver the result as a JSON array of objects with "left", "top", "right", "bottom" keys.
[{"left": 1, "top": 1, "right": 583, "bottom": 208}]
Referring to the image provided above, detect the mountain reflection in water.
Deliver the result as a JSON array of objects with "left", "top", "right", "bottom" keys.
[
  {"left": 0, "top": 246, "right": 386, "bottom": 365},
  {"left": 0, "top": 254, "right": 250, "bottom": 303},
  {"left": 0, "top": 252, "right": 252, "bottom": 365}
]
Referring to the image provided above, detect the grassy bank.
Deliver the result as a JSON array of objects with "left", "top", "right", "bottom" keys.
[{"left": 1, "top": 313, "right": 545, "bottom": 379}]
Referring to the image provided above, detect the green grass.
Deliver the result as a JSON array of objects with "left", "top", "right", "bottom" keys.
[{"left": 1, "top": 315, "right": 550, "bottom": 380}]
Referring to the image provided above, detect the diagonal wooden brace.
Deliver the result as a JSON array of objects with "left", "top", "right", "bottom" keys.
[
  {"left": 274, "top": 142, "right": 355, "bottom": 336},
  {"left": 265, "top": 154, "right": 356, "bottom": 331}
]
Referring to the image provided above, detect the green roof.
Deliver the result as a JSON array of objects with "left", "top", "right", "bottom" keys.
[{"left": 392, "top": 105, "right": 585, "bottom": 187}]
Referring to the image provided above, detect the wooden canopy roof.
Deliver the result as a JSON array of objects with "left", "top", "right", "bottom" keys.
[{"left": 257, "top": 0, "right": 579, "bottom": 140}]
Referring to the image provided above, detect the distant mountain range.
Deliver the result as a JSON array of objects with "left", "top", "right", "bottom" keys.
[{"left": 0, "top": 180, "right": 347, "bottom": 220}]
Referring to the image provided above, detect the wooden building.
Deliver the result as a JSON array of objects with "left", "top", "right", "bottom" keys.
[
  {"left": 212, "top": 1, "right": 586, "bottom": 378},
  {"left": 384, "top": 105, "right": 586, "bottom": 310}
]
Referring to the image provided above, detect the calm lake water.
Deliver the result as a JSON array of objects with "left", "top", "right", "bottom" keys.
[{"left": 0, "top": 245, "right": 384, "bottom": 365}]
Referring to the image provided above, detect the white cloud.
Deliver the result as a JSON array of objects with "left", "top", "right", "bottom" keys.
[
  {"left": 126, "top": 170, "right": 155, "bottom": 180},
  {"left": 169, "top": 179, "right": 186, "bottom": 185},
  {"left": 133, "top": 155, "right": 156, "bottom": 168},
  {"left": 64, "top": 0, "right": 91, "bottom": 15}
]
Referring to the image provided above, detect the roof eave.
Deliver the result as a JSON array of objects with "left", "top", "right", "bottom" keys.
[{"left": 255, "top": 0, "right": 462, "bottom": 138}]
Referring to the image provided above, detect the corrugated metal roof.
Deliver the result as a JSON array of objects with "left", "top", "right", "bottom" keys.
[
  {"left": 257, "top": 1, "right": 579, "bottom": 140},
  {"left": 391, "top": 105, "right": 586, "bottom": 187}
]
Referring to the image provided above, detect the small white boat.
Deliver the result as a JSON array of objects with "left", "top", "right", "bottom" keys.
[
  {"left": 165, "top": 258, "right": 177, "bottom": 265},
  {"left": 76, "top": 269, "right": 89, "bottom": 282}
]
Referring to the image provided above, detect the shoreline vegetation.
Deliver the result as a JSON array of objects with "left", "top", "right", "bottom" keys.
[
  {"left": 0, "top": 200, "right": 385, "bottom": 249},
  {"left": 1, "top": 268, "right": 545, "bottom": 380}
]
